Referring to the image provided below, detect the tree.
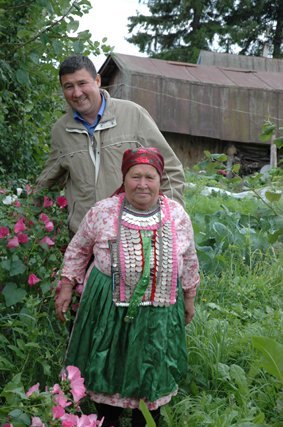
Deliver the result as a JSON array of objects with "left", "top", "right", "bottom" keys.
[
  {"left": 0, "top": 0, "right": 111, "bottom": 181},
  {"left": 127, "top": 0, "right": 283, "bottom": 63}
]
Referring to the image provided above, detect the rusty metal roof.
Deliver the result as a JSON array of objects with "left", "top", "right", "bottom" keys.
[
  {"left": 100, "top": 53, "right": 283, "bottom": 91},
  {"left": 197, "top": 50, "right": 283, "bottom": 73},
  {"left": 99, "top": 53, "right": 283, "bottom": 144}
]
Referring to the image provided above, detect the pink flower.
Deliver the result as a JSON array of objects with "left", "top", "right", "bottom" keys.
[
  {"left": 39, "top": 213, "right": 50, "bottom": 223},
  {"left": 43, "top": 196, "right": 54, "bottom": 208},
  {"left": 14, "top": 217, "right": 26, "bottom": 233},
  {"left": 26, "top": 383, "right": 40, "bottom": 397},
  {"left": 52, "top": 405, "right": 65, "bottom": 419},
  {"left": 75, "top": 285, "right": 84, "bottom": 295},
  {"left": 66, "top": 365, "right": 86, "bottom": 402},
  {"left": 77, "top": 414, "right": 101, "bottom": 427},
  {"left": 71, "top": 303, "right": 79, "bottom": 312},
  {"left": 14, "top": 200, "right": 21, "bottom": 207},
  {"left": 54, "top": 393, "right": 71, "bottom": 408},
  {"left": 25, "top": 184, "right": 32, "bottom": 195},
  {"left": 2, "top": 424, "right": 13, "bottom": 427},
  {"left": 57, "top": 196, "right": 68, "bottom": 208},
  {"left": 40, "top": 236, "right": 55, "bottom": 246},
  {"left": 0, "top": 226, "right": 9, "bottom": 239},
  {"left": 61, "top": 414, "right": 78, "bottom": 427},
  {"left": 18, "top": 233, "right": 29, "bottom": 244},
  {"left": 45, "top": 221, "right": 54, "bottom": 232},
  {"left": 52, "top": 383, "right": 62, "bottom": 394},
  {"left": 52, "top": 383, "right": 72, "bottom": 408},
  {"left": 31, "top": 417, "right": 45, "bottom": 427},
  {"left": 28, "top": 274, "right": 41, "bottom": 286},
  {"left": 7, "top": 236, "right": 19, "bottom": 248}
]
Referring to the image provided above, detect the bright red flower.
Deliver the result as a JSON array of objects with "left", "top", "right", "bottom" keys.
[
  {"left": 0, "top": 226, "right": 9, "bottom": 239},
  {"left": 57, "top": 196, "right": 68, "bottom": 209},
  {"left": 7, "top": 236, "right": 19, "bottom": 248},
  {"left": 43, "top": 196, "right": 54, "bottom": 208},
  {"left": 14, "top": 217, "right": 26, "bottom": 233},
  {"left": 28, "top": 273, "right": 41, "bottom": 286}
]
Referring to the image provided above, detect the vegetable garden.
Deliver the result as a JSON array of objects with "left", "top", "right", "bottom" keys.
[{"left": 0, "top": 156, "right": 282, "bottom": 426}]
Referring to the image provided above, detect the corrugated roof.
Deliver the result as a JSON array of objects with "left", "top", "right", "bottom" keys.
[
  {"left": 197, "top": 50, "right": 283, "bottom": 73},
  {"left": 100, "top": 53, "right": 283, "bottom": 91},
  {"left": 99, "top": 53, "right": 283, "bottom": 144}
]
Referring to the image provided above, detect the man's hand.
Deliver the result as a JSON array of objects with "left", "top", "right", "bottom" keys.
[{"left": 55, "top": 282, "right": 73, "bottom": 322}]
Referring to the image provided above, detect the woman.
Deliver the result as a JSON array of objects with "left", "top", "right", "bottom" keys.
[{"left": 55, "top": 147, "right": 200, "bottom": 427}]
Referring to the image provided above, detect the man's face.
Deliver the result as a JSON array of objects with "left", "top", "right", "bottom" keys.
[{"left": 61, "top": 68, "right": 101, "bottom": 121}]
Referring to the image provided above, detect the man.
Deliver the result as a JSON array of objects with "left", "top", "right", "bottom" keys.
[{"left": 36, "top": 55, "right": 185, "bottom": 235}]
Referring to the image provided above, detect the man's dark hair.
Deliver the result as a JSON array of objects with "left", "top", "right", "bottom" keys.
[{"left": 59, "top": 55, "right": 97, "bottom": 83}]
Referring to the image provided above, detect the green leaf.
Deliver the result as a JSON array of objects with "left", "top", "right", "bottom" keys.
[
  {"left": 10, "top": 258, "right": 27, "bottom": 276},
  {"left": 274, "top": 136, "right": 283, "bottom": 149},
  {"left": 265, "top": 191, "right": 282, "bottom": 202},
  {"left": 139, "top": 400, "right": 156, "bottom": 426},
  {"left": 259, "top": 122, "right": 276, "bottom": 142},
  {"left": 8, "top": 409, "right": 30, "bottom": 425},
  {"left": 2, "top": 283, "right": 27, "bottom": 307},
  {"left": 67, "top": 19, "right": 80, "bottom": 33},
  {"left": 15, "top": 69, "right": 30, "bottom": 86},
  {"left": 252, "top": 336, "right": 283, "bottom": 383}
]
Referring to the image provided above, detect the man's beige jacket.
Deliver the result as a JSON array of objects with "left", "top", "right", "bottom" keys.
[{"left": 36, "top": 90, "right": 185, "bottom": 234}]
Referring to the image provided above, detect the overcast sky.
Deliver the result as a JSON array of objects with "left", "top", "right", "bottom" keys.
[{"left": 78, "top": 0, "right": 149, "bottom": 69}]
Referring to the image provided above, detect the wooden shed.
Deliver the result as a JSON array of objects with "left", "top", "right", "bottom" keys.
[{"left": 99, "top": 53, "right": 283, "bottom": 172}]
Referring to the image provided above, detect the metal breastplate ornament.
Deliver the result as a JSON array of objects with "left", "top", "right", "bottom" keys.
[{"left": 109, "top": 194, "right": 178, "bottom": 319}]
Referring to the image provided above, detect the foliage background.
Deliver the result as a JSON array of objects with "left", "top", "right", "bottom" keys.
[
  {"left": 0, "top": 0, "right": 111, "bottom": 180},
  {"left": 127, "top": 0, "right": 283, "bottom": 63}
]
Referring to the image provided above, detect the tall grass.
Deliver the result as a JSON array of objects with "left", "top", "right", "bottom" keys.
[{"left": 160, "top": 169, "right": 283, "bottom": 426}]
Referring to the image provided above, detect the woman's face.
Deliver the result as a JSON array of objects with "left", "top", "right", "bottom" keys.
[{"left": 124, "top": 164, "right": 161, "bottom": 210}]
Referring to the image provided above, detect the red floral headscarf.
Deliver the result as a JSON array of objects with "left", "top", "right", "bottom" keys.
[
  {"left": 113, "top": 147, "right": 164, "bottom": 195},
  {"left": 121, "top": 147, "right": 164, "bottom": 178}
]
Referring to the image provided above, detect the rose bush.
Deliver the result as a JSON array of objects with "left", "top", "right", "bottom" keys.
[{"left": 0, "top": 184, "right": 71, "bottom": 410}]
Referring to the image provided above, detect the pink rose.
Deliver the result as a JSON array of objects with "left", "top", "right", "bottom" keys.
[
  {"left": 7, "top": 236, "right": 19, "bottom": 248},
  {"left": 43, "top": 196, "right": 54, "bottom": 208},
  {"left": 40, "top": 236, "right": 55, "bottom": 246},
  {"left": 45, "top": 221, "right": 54, "bottom": 232},
  {"left": 57, "top": 196, "right": 68, "bottom": 208},
  {"left": 18, "top": 233, "right": 29, "bottom": 244},
  {"left": 39, "top": 213, "right": 50, "bottom": 223},
  {"left": 0, "top": 226, "right": 9, "bottom": 239},
  {"left": 14, "top": 217, "right": 26, "bottom": 233},
  {"left": 28, "top": 274, "right": 41, "bottom": 286}
]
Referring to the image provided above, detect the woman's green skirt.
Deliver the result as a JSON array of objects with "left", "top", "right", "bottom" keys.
[{"left": 65, "top": 267, "right": 188, "bottom": 403}]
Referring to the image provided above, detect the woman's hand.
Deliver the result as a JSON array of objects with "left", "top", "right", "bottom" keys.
[
  {"left": 55, "top": 281, "right": 74, "bottom": 322},
  {"left": 184, "top": 295, "right": 195, "bottom": 325}
]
